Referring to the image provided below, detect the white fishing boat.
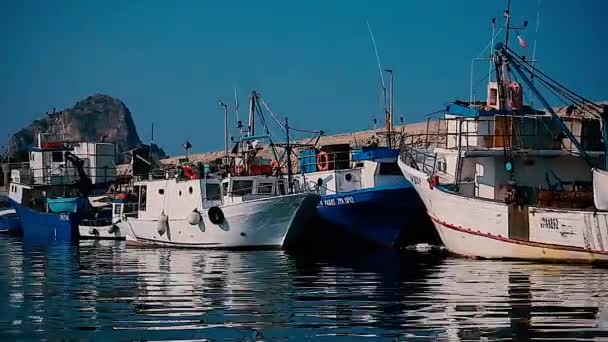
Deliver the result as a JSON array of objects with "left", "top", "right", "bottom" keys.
[
  {"left": 122, "top": 90, "right": 319, "bottom": 248},
  {"left": 78, "top": 198, "right": 137, "bottom": 240},
  {"left": 122, "top": 174, "right": 318, "bottom": 248},
  {"left": 398, "top": 4, "right": 608, "bottom": 263}
]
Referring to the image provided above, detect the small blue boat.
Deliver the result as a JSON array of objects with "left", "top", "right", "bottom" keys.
[
  {"left": 10, "top": 198, "right": 84, "bottom": 244},
  {"left": 295, "top": 145, "right": 426, "bottom": 247}
]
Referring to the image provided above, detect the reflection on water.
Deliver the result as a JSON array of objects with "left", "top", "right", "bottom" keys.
[{"left": 1, "top": 237, "right": 608, "bottom": 340}]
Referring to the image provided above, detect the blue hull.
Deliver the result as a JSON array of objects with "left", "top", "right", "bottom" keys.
[
  {"left": 10, "top": 200, "right": 80, "bottom": 245},
  {"left": 316, "top": 185, "right": 422, "bottom": 247},
  {"left": 0, "top": 215, "right": 21, "bottom": 235}
]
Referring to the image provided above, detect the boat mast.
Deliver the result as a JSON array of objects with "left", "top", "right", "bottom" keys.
[
  {"left": 385, "top": 69, "right": 394, "bottom": 148},
  {"left": 248, "top": 91, "right": 257, "bottom": 137},
  {"left": 218, "top": 100, "right": 229, "bottom": 156},
  {"left": 285, "top": 117, "right": 294, "bottom": 194},
  {"left": 504, "top": 0, "right": 512, "bottom": 50}
]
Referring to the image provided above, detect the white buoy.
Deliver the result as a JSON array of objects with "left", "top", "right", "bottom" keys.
[
  {"left": 187, "top": 210, "right": 201, "bottom": 225},
  {"left": 157, "top": 214, "right": 169, "bottom": 236}
]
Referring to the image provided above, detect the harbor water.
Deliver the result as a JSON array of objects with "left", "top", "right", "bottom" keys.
[{"left": 1, "top": 237, "right": 608, "bottom": 340}]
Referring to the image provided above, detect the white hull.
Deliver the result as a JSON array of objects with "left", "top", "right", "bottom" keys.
[
  {"left": 78, "top": 223, "right": 130, "bottom": 240},
  {"left": 398, "top": 158, "right": 608, "bottom": 263},
  {"left": 123, "top": 193, "right": 318, "bottom": 249}
]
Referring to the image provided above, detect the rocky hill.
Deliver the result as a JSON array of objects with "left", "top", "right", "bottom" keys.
[{"left": 8, "top": 94, "right": 166, "bottom": 162}]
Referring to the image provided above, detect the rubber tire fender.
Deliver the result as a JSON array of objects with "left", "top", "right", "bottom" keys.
[{"left": 208, "top": 206, "right": 225, "bottom": 225}]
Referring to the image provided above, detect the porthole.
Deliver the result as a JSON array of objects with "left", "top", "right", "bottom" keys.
[
  {"left": 158, "top": 189, "right": 164, "bottom": 195},
  {"left": 179, "top": 190, "right": 182, "bottom": 196},
  {"left": 189, "top": 187, "right": 193, "bottom": 194},
  {"left": 345, "top": 173, "right": 352, "bottom": 181}
]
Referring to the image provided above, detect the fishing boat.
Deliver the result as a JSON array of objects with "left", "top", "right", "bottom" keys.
[
  {"left": 78, "top": 198, "right": 137, "bottom": 240},
  {"left": 8, "top": 122, "right": 117, "bottom": 244},
  {"left": 398, "top": 4, "right": 608, "bottom": 263},
  {"left": 294, "top": 144, "right": 423, "bottom": 247},
  {"left": 122, "top": 91, "right": 319, "bottom": 249},
  {"left": 293, "top": 71, "right": 428, "bottom": 248}
]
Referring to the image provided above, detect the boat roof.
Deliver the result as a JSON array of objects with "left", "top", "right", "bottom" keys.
[{"left": 446, "top": 101, "right": 545, "bottom": 118}]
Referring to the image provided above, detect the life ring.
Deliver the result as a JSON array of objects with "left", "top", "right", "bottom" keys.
[
  {"left": 317, "top": 151, "right": 332, "bottom": 171},
  {"left": 183, "top": 165, "right": 197, "bottom": 180},
  {"left": 208, "top": 206, "right": 225, "bottom": 225}
]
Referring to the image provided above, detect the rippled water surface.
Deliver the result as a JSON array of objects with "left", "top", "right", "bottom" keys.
[{"left": 2, "top": 237, "right": 608, "bottom": 341}]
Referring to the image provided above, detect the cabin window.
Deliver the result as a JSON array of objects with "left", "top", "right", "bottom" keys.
[
  {"left": 189, "top": 186, "right": 193, "bottom": 194},
  {"left": 278, "top": 180, "right": 287, "bottom": 195},
  {"left": 222, "top": 182, "right": 229, "bottom": 194},
  {"left": 206, "top": 183, "right": 221, "bottom": 200},
  {"left": 139, "top": 185, "right": 147, "bottom": 211},
  {"left": 114, "top": 205, "right": 122, "bottom": 215},
  {"left": 52, "top": 151, "right": 64, "bottom": 163},
  {"left": 257, "top": 183, "right": 273, "bottom": 195},
  {"left": 178, "top": 190, "right": 182, "bottom": 196},
  {"left": 158, "top": 189, "right": 164, "bottom": 195},
  {"left": 378, "top": 162, "right": 401, "bottom": 175},
  {"left": 232, "top": 180, "right": 253, "bottom": 196}
]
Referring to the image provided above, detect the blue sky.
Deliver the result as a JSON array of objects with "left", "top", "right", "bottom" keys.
[{"left": 1, "top": 0, "right": 607, "bottom": 155}]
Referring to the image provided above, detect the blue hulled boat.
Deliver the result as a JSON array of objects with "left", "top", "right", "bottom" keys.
[
  {"left": 8, "top": 127, "right": 117, "bottom": 245},
  {"left": 10, "top": 198, "right": 85, "bottom": 244},
  {"left": 295, "top": 145, "right": 425, "bottom": 247}
]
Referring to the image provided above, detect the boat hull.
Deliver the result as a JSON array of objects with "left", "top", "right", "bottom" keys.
[
  {"left": 398, "top": 158, "right": 608, "bottom": 263},
  {"left": 0, "top": 209, "right": 21, "bottom": 235},
  {"left": 124, "top": 193, "right": 319, "bottom": 249},
  {"left": 10, "top": 200, "right": 80, "bottom": 244},
  {"left": 78, "top": 223, "right": 127, "bottom": 240},
  {"left": 315, "top": 185, "right": 426, "bottom": 247}
]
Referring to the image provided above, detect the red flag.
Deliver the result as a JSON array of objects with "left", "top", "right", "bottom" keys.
[{"left": 517, "top": 34, "right": 528, "bottom": 49}]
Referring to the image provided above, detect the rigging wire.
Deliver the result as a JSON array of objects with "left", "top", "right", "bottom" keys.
[{"left": 506, "top": 47, "right": 602, "bottom": 112}]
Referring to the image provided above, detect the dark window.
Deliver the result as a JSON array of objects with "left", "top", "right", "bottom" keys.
[
  {"left": 232, "top": 180, "right": 253, "bottom": 196},
  {"left": 52, "top": 151, "right": 63, "bottom": 163},
  {"left": 189, "top": 186, "right": 193, "bottom": 194},
  {"left": 206, "top": 183, "right": 221, "bottom": 200},
  {"left": 158, "top": 189, "right": 164, "bottom": 195},
  {"left": 114, "top": 204, "right": 122, "bottom": 215},
  {"left": 378, "top": 162, "right": 402, "bottom": 175},
  {"left": 139, "top": 186, "right": 147, "bottom": 211},
  {"left": 257, "top": 183, "right": 273, "bottom": 195},
  {"left": 278, "top": 180, "right": 286, "bottom": 195}
]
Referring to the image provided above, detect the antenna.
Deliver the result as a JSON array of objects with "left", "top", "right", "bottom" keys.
[
  {"left": 234, "top": 86, "right": 240, "bottom": 123},
  {"left": 366, "top": 21, "right": 387, "bottom": 110},
  {"left": 530, "top": 0, "right": 542, "bottom": 106},
  {"left": 218, "top": 100, "right": 229, "bottom": 156}
]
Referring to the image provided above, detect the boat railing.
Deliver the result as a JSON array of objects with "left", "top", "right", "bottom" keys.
[
  {"left": 297, "top": 150, "right": 361, "bottom": 174},
  {"left": 402, "top": 115, "right": 595, "bottom": 154},
  {"left": 10, "top": 165, "right": 117, "bottom": 186}
]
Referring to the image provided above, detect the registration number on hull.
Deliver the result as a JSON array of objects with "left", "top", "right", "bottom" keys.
[{"left": 318, "top": 196, "right": 355, "bottom": 207}]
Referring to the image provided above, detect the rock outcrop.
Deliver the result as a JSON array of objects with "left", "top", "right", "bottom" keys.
[{"left": 8, "top": 94, "right": 166, "bottom": 162}]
